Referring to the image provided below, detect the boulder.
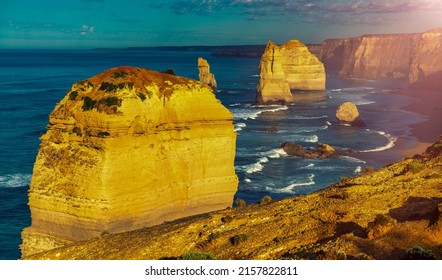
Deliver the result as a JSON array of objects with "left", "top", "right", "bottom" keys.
[
  {"left": 336, "top": 102, "right": 366, "bottom": 126},
  {"left": 20, "top": 66, "right": 238, "bottom": 257},
  {"left": 281, "top": 142, "right": 338, "bottom": 159}
]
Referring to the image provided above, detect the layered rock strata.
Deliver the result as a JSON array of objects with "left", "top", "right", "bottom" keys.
[
  {"left": 198, "top": 57, "right": 217, "bottom": 89},
  {"left": 256, "top": 40, "right": 326, "bottom": 103},
  {"left": 21, "top": 66, "right": 238, "bottom": 257},
  {"left": 320, "top": 28, "right": 442, "bottom": 89}
]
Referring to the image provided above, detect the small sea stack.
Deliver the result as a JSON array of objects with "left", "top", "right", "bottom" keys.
[
  {"left": 198, "top": 57, "right": 217, "bottom": 89},
  {"left": 336, "top": 102, "right": 366, "bottom": 127},
  {"left": 20, "top": 66, "right": 238, "bottom": 257}
]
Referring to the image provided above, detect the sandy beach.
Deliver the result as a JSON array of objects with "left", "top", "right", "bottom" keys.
[{"left": 398, "top": 88, "right": 442, "bottom": 156}]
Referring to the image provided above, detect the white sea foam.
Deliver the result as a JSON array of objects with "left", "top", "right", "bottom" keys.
[
  {"left": 340, "top": 155, "right": 367, "bottom": 164},
  {"left": 325, "top": 121, "right": 332, "bottom": 126},
  {"left": 251, "top": 74, "right": 259, "bottom": 77},
  {"left": 232, "top": 105, "right": 288, "bottom": 121},
  {"left": 271, "top": 174, "right": 316, "bottom": 194},
  {"left": 289, "top": 115, "right": 328, "bottom": 120},
  {"left": 360, "top": 129, "right": 397, "bottom": 152},
  {"left": 301, "top": 135, "right": 319, "bottom": 143},
  {"left": 303, "top": 163, "right": 316, "bottom": 169},
  {"left": 229, "top": 103, "right": 242, "bottom": 107},
  {"left": 240, "top": 157, "right": 270, "bottom": 174},
  {"left": 354, "top": 166, "right": 362, "bottom": 174},
  {"left": 244, "top": 178, "right": 252, "bottom": 183},
  {"left": 234, "top": 122, "right": 247, "bottom": 132},
  {"left": 0, "top": 173, "right": 32, "bottom": 188},
  {"left": 259, "top": 148, "right": 287, "bottom": 158}
]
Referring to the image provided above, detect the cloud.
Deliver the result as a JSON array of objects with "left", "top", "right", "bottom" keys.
[
  {"left": 80, "top": 24, "right": 95, "bottom": 35},
  {"left": 166, "top": 0, "right": 442, "bottom": 24}
]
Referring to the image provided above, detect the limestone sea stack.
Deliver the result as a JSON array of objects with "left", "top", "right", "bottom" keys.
[
  {"left": 256, "top": 40, "right": 326, "bottom": 104},
  {"left": 21, "top": 66, "right": 238, "bottom": 257},
  {"left": 198, "top": 57, "right": 217, "bottom": 89}
]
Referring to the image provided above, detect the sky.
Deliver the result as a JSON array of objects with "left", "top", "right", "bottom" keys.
[{"left": 1, "top": 0, "right": 442, "bottom": 49}]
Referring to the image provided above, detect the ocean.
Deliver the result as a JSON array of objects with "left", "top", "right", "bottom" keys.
[{"left": 0, "top": 49, "right": 424, "bottom": 259}]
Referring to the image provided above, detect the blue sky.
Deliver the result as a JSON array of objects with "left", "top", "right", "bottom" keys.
[{"left": 1, "top": 0, "right": 442, "bottom": 48}]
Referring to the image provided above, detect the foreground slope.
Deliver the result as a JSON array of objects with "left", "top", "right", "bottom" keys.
[{"left": 26, "top": 136, "right": 442, "bottom": 260}]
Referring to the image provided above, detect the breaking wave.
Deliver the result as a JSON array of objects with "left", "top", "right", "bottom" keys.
[
  {"left": 360, "top": 129, "right": 397, "bottom": 152},
  {"left": 269, "top": 174, "right": 316, "bottom": 194},
  {"left": 234, "top": 122, "right": 246, "bottom": 132},
  {"left": 232, "top": 105, "right": 288, "bottom": 121},
  {"left": 300, "top": 135, "right": 319, "bottom": 143}
]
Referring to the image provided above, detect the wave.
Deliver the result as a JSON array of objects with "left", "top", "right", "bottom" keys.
[
  {"left": 300, "top": 135, "right": 319, "bottom": 143},
  {"left": 251, "top": 74, "right": 259, "bottom": 77},
  {"left": 354, "top": 166, "right": 362, "bottom": 174},
  {"left": 288, "top": 114, "right": 328, "bottom": 120},
  {"left": 270, "top": 174, "right": 315, "bottom": 194},
  {"left": 325, "top": 121, "right": 332, "bottom": 126},
  {"left": 331, "top": 87, "right": 375, "bottom": 93},
  {"left": 229, "top": 103, "right": 242, "bottom": 107},
  {"left": 360, "top": 130, "right": 397, "bottom": 152},
  {"left": 236, "top": 157, "right": 269, "bottom": 174},
  {"left": 0, "top": 173, "right": 32, "bottom": 188},
  {"left": 340, "top": 155, "right": 367, "bottom": 164},
  {"left": 244, "top": 178, "right": 252, "bottom": 183},
  {"left": 258, "top": 148, "right": 287, "bottom": 159},
  {"left": 234, "top": 122, "right": 246, "bottom": 132},
  {"left": 232, "top": 105, "right": 288, "bottom": 121}
]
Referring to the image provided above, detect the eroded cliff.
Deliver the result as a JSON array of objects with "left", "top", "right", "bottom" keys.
[
  {"left": 20, "top": 66, "right": 238, "bottom": 257},
  {"left": 256, "top": 40, "right": 326, "bottom": 104},
  {"left": 409, "top": 28, "right": 442, "bottom": 90}
]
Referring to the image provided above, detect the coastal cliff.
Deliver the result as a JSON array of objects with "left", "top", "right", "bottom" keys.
[
  {"left": 320, "top": 28, "right": 442, "bottom": 89},
  {"left": 25, "top": 136, "right": 442, "bottom": 260},
  {"left": 20, "top": 66, "right": 238, "bottom": 257},
  {"left": 409, "top": 28, "right": 442, "bottom": 90},
  {"left": 321, "top": 34, "right": 417, "bottom": 79},
  {"left": 256, "top": 40, "right": 326, "bottom": 103},
  {"left": 198, "top": 57, "right": 217, "bottom": 89}
]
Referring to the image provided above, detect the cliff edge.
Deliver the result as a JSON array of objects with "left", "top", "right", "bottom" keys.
[
  {"left": 21, "top": 66, "right": 238, "bottom": 257},
  {"left": 25, "top": 136, "right": 442, "bottom": 260}
]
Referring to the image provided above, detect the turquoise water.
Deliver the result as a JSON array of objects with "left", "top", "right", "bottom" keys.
[{"left": 0, "top": 49, "right": 423, "bottom": 259}]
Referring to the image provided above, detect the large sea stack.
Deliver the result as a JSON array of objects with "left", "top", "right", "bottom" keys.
[
  {"left": 256, "top": 40, "right": 326, "bottom": 104},
  {"left": 21, "top": 66, "right": 238, "bottom": 257},
  {"left": 198, "top": 57, "right": 217, "bottom": 89}
]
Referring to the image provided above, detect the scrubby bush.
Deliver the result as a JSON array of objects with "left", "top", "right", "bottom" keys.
[
  {"left": 260, "top": 196, "right": 272, "bottom": 205},
  {"left": 82, "top": 96, "right": 97, "bottom": 111},
  {"left": 235, "top": 198, "right": 246, "bottom": 208},
  {"left": 230, "top": 233, "right": 248, "bottom": 245},
  {"left": 180, "top": 252, "right": 216, "bottom": 260}
]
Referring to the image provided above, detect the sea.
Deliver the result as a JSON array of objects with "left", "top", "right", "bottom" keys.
[{"left": 0, "top": 49, "right": 424, "bottom": 259}]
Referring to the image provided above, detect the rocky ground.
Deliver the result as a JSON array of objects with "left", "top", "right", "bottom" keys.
[{"left": 25, "top": 136, "right": 442, "bottom": 260}]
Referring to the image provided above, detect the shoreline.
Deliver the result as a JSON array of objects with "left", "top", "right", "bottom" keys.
[{"left": 396, "top": 88, "right": 442, "bottom": 157}]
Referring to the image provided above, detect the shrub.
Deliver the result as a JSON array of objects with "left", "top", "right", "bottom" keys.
[
  {"left": 138, "top": 93, "right": 146, "bottom": 101},
  {"left": 69, "top": 91, "right": 78, "bottom": 100},
  {"left": 260, "top": 196, "right": 272, "bottom": 205},
  {"left": 406, "top": 246, "right": 436, "bottom": 260},
  {"left": 101, "top": 97, "right": 121, "bottom": 107},
  {"left": 230, "top": 233, "right": 248, "bottom": 245},
  {"left": 408, "top": 162, "right": 424, "bottom": 173},
  {"left": 180, "top": 252, "right": 216, "bottom": 260},
  {"left": 99, "top": 82, "right": 117, "bottom": 92},
  {"left": 235, "top": 198, "right": 246, "bottom": 208},
  {"left": 363, "top": 166, "right": 375, "bottom": 174},
  {"left": 112, "top": 71, "right": 127, "bottom": 79},
  {"left": 82, "top": 96, "right": 97, "bottom": 111},
  {"left": 97, "top": 131, "right": 110, "bottom": 138}
]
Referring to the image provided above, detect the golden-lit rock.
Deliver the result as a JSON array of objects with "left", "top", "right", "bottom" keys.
[
  {"left": 198, "top": 57, "right": 217, "bottom": 89},
  {"left": 256, "top": 40, "right": 326, "bottom": 104},
  {"left": 336, "top": 102, "right": 360, "bottom": 122},
  {"left": 20, "top": 66, "right": 238, "bottom": 257}
]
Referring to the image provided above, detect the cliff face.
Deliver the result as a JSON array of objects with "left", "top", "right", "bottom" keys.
[
  {"left": 26, "top": 136, "right": 442, "bottom": 260},
  {"left": 20, "top": 66, "right": 238, "bottom": 257},
  {"left": 409, "top": 29, "right": 442, "bottom": 90},
  {"left": 321, "top": 34, "right": 418, "bottom": 79},
  {"left": 320, "top": 29, "right": 442, "bottom": 89},
  {"left": 197, "top": 57, "right": 217, "bottom": 89},
  {"left": 256, "top": 40, "right": 326, "bottom": 104}
]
